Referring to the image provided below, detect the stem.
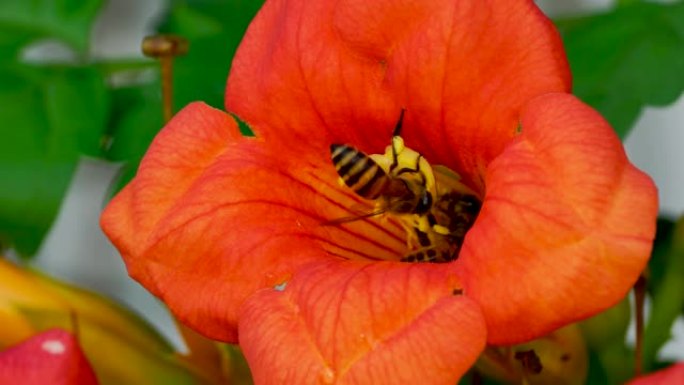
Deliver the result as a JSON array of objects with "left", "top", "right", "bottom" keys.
[
  {"left": 634, "top": 274, "right": 647, "bottom": 377},
  {"left": 176, "top": 321, "right": 228, "bottom": 383},
  {"left": 141, "top": 35, "right": 188, "bottom": 123},
  {"left": 470, "top": 369, "right": 482, "bottom": 385},
  {"left": 160, "top": 56, "right": 174, "bottom": 123}
]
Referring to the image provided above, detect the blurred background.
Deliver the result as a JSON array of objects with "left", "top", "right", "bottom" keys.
[{"left": 1, "top": 0, "right": 683, "bottom": 373}]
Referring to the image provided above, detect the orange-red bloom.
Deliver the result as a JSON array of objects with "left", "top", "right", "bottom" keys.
[
  {"left": 101, "top": 0, "right": 657, "bottom": 383},
  {"left": 627, "top": 363, "right": 684, "bottom": 385},
  {"left": 0, "top": 329, "right": 98, "bottom": 385}
]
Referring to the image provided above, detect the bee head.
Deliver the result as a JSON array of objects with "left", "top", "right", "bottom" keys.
[{"left": 415, "top": 191, "right": 433, "bottom": 214}]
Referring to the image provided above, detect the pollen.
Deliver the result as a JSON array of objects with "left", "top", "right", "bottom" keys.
[
  {"left": 327, "top": 112, "right": 481, "bottom": 264},
  {"left": 395, "top": 162, "right": 482, "bottom": 264}
]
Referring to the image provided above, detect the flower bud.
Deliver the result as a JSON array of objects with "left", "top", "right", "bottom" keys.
[
  {"left": 477, "top": 324, "right": 588, "bottom": 385},
  {"left": 0, "top": 329, "right": 98, "bottom": 385},
  {"left": 0, "top": 258, "right": 219, "bottom": 384}
]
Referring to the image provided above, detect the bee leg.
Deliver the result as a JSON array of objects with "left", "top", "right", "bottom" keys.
[
  {"left": 432, "top": 224, "right": 450, "bottom": 235},
  {"left": 400, "top": 247, "right": 440, "bottom": 263},
  {"left": 435, "top": 243, "right": 460, "bottom": 263},
  {"left": 396, "top": 218, "right": 419, "bottom": 249},
  {"left": 400, "top": 227, "right": 442, "bottom": 263}
]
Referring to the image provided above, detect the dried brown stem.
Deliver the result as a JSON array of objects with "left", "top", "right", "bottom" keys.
[
  {"left": 634, "top": 274, "right": 647, "bottom": 377},
  {"left": 160, "top": 56, "right": 174, "bottom": 122},
  {"left": 142, "top": 35, "right": 188, "bottom": 123}
]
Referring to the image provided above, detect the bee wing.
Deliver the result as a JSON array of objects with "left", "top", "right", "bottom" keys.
[
  {"left": 432, "top": 165, "right": 479, "bottom": 197},
  {"left": 321, "top": 207, "right": 388, "bottom": 226}
]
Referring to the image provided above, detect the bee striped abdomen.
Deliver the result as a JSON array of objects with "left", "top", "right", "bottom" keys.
[{"left": 331, "top": 144, "right": 389, "bottom": 199}]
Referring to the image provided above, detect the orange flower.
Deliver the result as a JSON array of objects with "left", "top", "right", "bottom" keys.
[
  {"left": 0, "top": 329, "right": 98, "bottom": 385},
  {"left": 627, "top": 363, "right": 684, "bottom": 385},
  {"left": 101, "top": 0, "right": 657, "bottom": 383}
]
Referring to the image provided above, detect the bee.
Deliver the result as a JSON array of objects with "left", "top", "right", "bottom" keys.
[{"left": 328, "top": 110, "right": 481, "bottom": 263}]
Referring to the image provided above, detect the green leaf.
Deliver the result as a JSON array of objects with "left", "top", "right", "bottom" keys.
[
  {"left": 646, "top": 218, "right": 676, "bottom": 292},
  {"left": 0, "top": 33, "right": 33, "bottom": 61},
  {"left": 106, "top": 83, "right": 164, "bottom": 162},
  {"left": 580, "top": 297, "right": 631, "bottom": 351},
  {"left": 583, "top": 349, "right": 610, "bottom": 385},
  {"left": 0, "top": 64, "right": 109, "bottom": 257},
  {"left": 221, "top": 344, "right": 254, "bottom": 385},
  {"left": 556, "top": 1, "right": 684, "bottom": 138},
  {"left": 100, "top": 0, "right": 261, "bottom": 195},
  {"left": 590, "top": 344, "right": 632, "bottom": 385},
  {"left": 579, "top": 298, "right": 633, "bottom": 385},
  {"left": 103, "top": 81, "right": 164, "bottom": 193},
  {"left": 0, "top": 0, "right": 103, "bottom": 60},
  {"left": 642, "top": 216, "right": 684, "bottom": 370},
  {"left": 158, "top": 0, "right": 264, "bottom": 111}
]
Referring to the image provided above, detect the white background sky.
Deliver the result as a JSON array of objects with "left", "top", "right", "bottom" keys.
[{"left": 29, "top": 0, "right": 684, "bottom": 359}]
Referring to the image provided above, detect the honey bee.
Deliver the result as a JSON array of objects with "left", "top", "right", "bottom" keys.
[{"left": 329, "top": 110, "right": 481, "bottom": 263}]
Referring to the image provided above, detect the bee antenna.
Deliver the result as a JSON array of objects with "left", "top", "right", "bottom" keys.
[{"left": 392, "top": 108, "right": 406, "bottom": 137}]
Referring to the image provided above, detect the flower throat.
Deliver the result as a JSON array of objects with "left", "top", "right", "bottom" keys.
[{"left": 329, "top": 111, "right": 482, "bottom": 263}]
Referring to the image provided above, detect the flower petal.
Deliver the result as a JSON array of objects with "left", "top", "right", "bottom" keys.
[
  {"left": 102, "top": 103, "right": 248, "bottom": 341},
  {"left": 239, "top": 260, "right": 486, "bottom": 385},
  {"left": 458, "top": 93, "right": 658, "bottom": 344},
  {"left": 0, "top": 329, "right": 98, "bottom": 385},
  {"left": 226, "top": 0, "right": 570, "bottom": 189},
  {"left": 627, "top": 363, "right": 684, "bottom": 385},
  {"left": 101, "top": 102, "right": 410, "bottom": 342}
]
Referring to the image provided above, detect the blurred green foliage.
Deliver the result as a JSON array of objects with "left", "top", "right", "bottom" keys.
[
  {"left": 0, "top": 0, "right": 107, "bottom": 257},
  {"left": 0, "top": 0, "right": 102, "bottom": 58},
  {"left": 643, "top": 217, "right": 684, "bottom": 371},
  {"left": 158, "top": 0, "right": 263, "bottom": 111},
  {"left": 580, "top": 298, "right": 633, "bottom": 385},
  {"left": 574, "top": 216, "right": 684, "bottom": 384},
  {"left": 0, "top": 65, "right": 108, "bottom": 256},
  {"left": 103, "top": 0, "right": 262, "bottom": 193},
  {"left": 0, "top": 0, "right": 262, "bottom": 257},
  {"left": 556, "top": 0, "right": 684, "bottom": 138}
]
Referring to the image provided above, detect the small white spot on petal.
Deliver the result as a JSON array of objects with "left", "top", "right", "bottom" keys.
[
  {"left": 274, "top": 282, "right": 288, "bottom": 291},
  {"left": 319, "top": 367, "right": 335, "bottom": 384},
  {"left": 41, "top": 340, "right": 66, "bottom": 355}
]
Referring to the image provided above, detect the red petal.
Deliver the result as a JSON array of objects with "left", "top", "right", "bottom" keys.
[
  {"left": 226, "top": 0, "right": 570, "bottom": 189},
  {"left": 102, "top": 103, "right": 409, "bottom": 341},
  {"left": 102, "top": 103, "right": 247, "bottom": 341},
  {"left": 0, "top": 329, "right": 98, "bottom": 385},
  {"left": 628, "top": 363, "right": 684, "bottom": 385},
  {"left": 458, "top": 93, "right": 658, "bottom": 344},
  {"left": 239, "top": 260, "right": 486, "bottom": 385}
]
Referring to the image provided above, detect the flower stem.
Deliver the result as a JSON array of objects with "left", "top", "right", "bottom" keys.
[
  {"left": 141, "top": 35, "right": 189, "bottom": 123},
  {"left": 160, "top": 56, "right": 174, "bottom": 123},
  {"left": 175, "top": 320, "right": 230, "bottom": 384},
  {"left": 634, "top": 274, "right": 647, "bottom": 377},
  {"left": 469, "top": 368, "right": 482, "bottom": 385}
]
